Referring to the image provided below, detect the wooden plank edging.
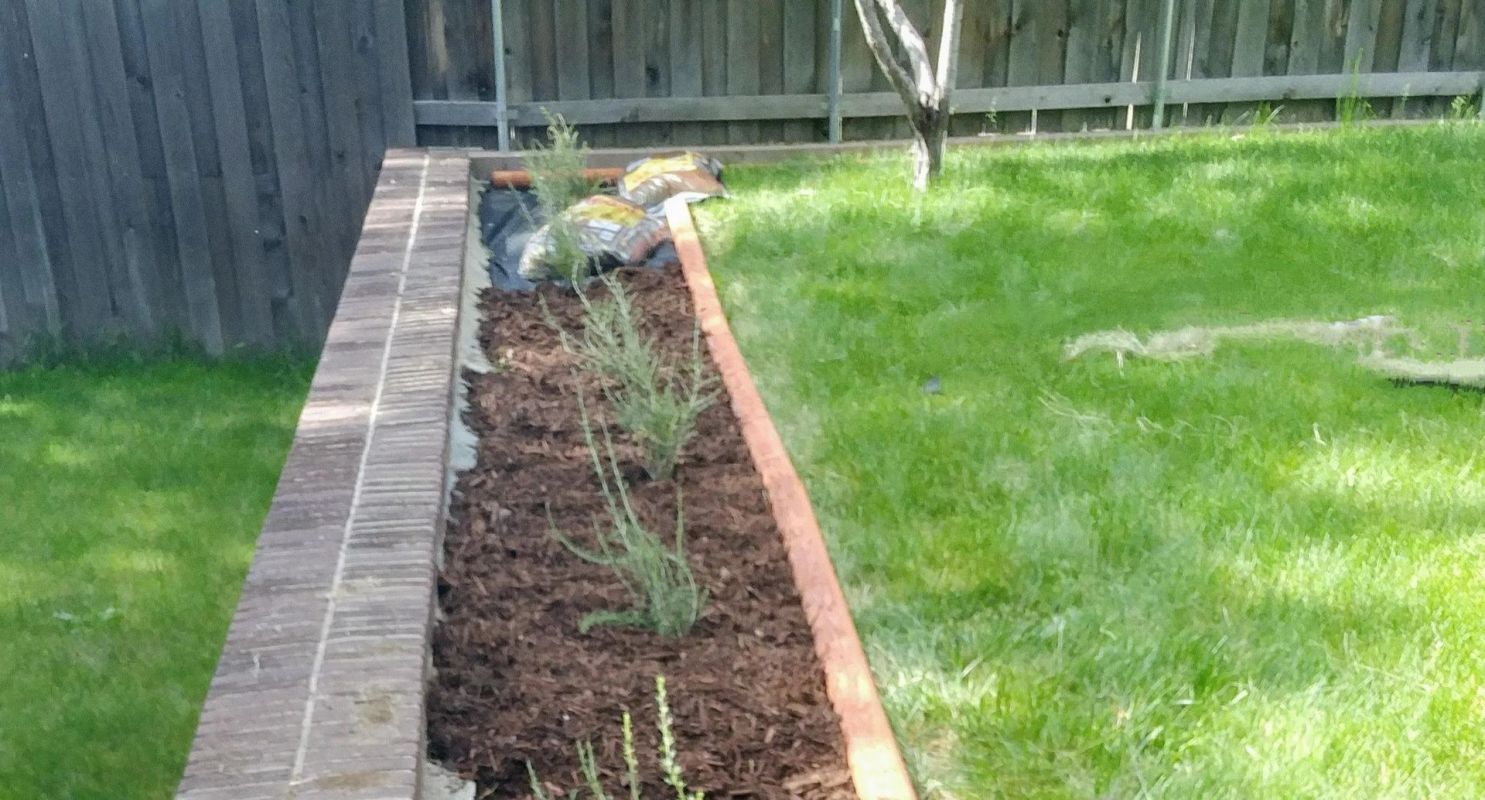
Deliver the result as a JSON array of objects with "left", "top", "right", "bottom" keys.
[{"left": 664, "top": 198, "right": 917, "bottom": 800}]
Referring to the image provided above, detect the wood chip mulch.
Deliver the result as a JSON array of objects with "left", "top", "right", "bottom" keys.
[{"left": 426, "top": 265, "right": 855, "bottom": 800}]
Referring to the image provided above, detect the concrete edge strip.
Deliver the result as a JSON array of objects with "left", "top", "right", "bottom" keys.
[{"left": 664, "top": 197, "right": 918, "bottom": 800}]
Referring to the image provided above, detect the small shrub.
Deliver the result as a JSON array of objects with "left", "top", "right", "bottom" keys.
[
  {"left": 526, "top": 112, "right": 595, "bottom": 285},
  {"left": 609, "top": 327, "right": 716, "bottom": 482},
  {"left": 553, "top": 277, "right": 717, "bottom": 481},
  {"left": 558, "top": 277, "right": 662, "bottom": 396},
  {"left": 548, "top": 389, "right": 705, "bottom": 638},
  {"left": 527, "top": 676, "right": 704, "bottom": 800}
]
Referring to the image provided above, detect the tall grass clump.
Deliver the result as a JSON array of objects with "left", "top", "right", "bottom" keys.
[
  {"left": 548, "top": 389, "right": 705, "bottom": 638},
  {"left": 1449, "top": 94, "right": 1480, "bottom": 121},
  {"left": 554, "top": 277, "right": 717, "bottom": 480},
  {"left": 527, "top": 676, "right": 704, "bottom": 800},
  {"left": 526, "top": 112, "right": 594, "bottom": 285}
]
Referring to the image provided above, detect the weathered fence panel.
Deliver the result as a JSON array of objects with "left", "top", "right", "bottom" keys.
[
  {"left": 0, "top": 0, "right": 415, "bottom": 363},
  {"left": 409, "top": 0, "right": 1484, "bottom": 146}
]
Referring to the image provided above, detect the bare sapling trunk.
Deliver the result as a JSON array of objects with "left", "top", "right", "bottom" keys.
[{"left": 852, "top": 0, "right": 965, "bottom": 190}]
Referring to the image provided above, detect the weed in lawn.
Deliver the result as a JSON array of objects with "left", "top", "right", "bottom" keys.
[
  {"left": 1336, "top": 57, "right": 1375, "bottom": 126},
  {"left": 528, "top": 676, "right": 703, "bottom": 800},
  {"left": 1250, "top": 100, "right": 1283, "bottom": 131},
  {"left": 699, "top": 125, "right": 1485, "bottom": 798},
  {"left": 547, "top": 389, "right": 705, "bottom": 638},
  {"left": 1449, "top": 94, "right": 1479, "bottom": 122}
]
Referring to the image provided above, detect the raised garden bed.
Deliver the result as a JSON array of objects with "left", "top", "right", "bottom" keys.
[
  {"left": 426, "top": 265, "right": 854, "bottom": 798},
  {"left": 175, "top": 153, "right": 911, "bottom": 800}
]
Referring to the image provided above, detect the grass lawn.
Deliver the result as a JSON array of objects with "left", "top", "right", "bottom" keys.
[
  {"left": 0, "top": 355, "right": 311, "bottom": 799},
  {"left": 698, "top": 124, "right": 1485, "bottom": 798}
]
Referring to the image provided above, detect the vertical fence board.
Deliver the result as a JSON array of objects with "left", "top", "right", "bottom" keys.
[
  {"left": 557, "top": 0, "right": 594, "bottom": 102},
  {"left": 1454, "top": 0, "right": 1482, "bottom": 69},
  {"left": 23, "top": 0, "right": 119, "bottom": 339},
  {"left": 669, "top": 0, "right": 705, "bottom": 144},
  {"left": 726, "top": 1, "right": 763, "bottom": 143},
  {"left": 699, "top": 0, "right": 730, "bottom": 145},
  {"left": 0, "top": 5, "right": 60, "bottom": 338},
  {"left": 80, "top": 2, "right": 161, "bottom": 335},
  {"left": 586, "top": 0, "right": 619, "bottom": 147},
  {"left": 176, "top": 1, "right": 248, "bottom": 345},
  {"left": 782, "top": 0, "right": 819, "bottom": 142},
  {"left": 139, "top": 0, "right": 228, "bottom": 351},
  {"left": 197, "top": 0, "right": 274, "bottom": 346},
  {"left": 374, "top": 0, "right": 417, "bottom": 146}
]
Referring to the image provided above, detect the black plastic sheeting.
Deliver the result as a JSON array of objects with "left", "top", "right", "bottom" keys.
[{"left": 478, "top": 186, "right": 677, "bottom": 292}]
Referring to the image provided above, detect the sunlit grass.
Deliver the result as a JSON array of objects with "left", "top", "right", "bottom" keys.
[
  {"left": 0, "top": 355, "right": 311, "bottom": 799},
  {"left": 699, "top": 124, "right": 1485, "bottom": 798}
]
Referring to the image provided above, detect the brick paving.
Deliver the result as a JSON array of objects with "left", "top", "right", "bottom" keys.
[{"left": 176, "top": 151, "right": 472, "bottom": 800}]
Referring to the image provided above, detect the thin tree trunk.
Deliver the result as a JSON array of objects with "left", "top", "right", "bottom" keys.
[
  {"left": 911, "top": 109, "right": 948, "bottom": 190},
  {"left": 853, "top": 0, "right": 965, "bottom": 191}
]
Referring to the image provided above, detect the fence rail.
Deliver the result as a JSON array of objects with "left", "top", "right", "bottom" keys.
[
  {"left": 416, "top": 70, "right": 1485, "bottom": 127},
  {"left": 0, "top": 0, "right": 414, "bottom": 362},
  {"left": 409, "top": 0, "right": 1485, "bottom": 147}
]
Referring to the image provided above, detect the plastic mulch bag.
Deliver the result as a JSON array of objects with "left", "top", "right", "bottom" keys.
[
  {"left": 517, "top": 195, "right": 669, "bottom": 281},
  {"left": 616, "top": 152, "right": 728, "bottom": 211}
]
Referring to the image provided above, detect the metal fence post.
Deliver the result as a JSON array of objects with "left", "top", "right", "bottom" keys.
[
  {"left": 1151, "top": 0, "right": 1178, "bottom": 129},
  {"left": 491, "top": 0, "right": 511, "bottom": 150},
  {"left": 828, "top": 0, "right": 843, "bottom": 143}
]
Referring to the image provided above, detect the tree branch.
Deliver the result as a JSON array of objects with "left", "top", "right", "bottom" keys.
[
  {"left": 851, "top": 0, "right": 929, "bottom": 112},
  {"left": 873, "top": 0, "right": 937, "bottom": 98},
  {"left": 934, "top": 0, "right": 966, "bottom": 106}
]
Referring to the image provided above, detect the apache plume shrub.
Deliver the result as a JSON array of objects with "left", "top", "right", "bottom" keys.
[
  {"left": 547, "top": 388, "right": 705, "bottom": 638},
  {"left": 525, "top": 112, "right": 594, "bottom": 285},
  {"left": 555, "top": 277, "right": 717, "bottom": 480},
  {"left": 608, "top": 326, "right": 715, "bottom": 482}
]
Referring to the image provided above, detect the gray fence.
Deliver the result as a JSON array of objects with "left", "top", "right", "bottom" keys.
[
  {"left": 411, "top": 0, "right": 1484, "bottom": 147},
  {"left": 0, "top": 0, "right": 414, "bottom": 363}
]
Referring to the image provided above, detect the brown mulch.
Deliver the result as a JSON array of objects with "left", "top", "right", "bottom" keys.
[{"left": 426, "top": 265, "right": 855, "bottom": 800}]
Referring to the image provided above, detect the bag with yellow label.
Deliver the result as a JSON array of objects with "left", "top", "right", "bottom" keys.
[
  {"left": 616, "top": 152, "right": 727, "bottom": 211},
  {"left": 517, "top": 195, "right": 669, "bottom": 281}
]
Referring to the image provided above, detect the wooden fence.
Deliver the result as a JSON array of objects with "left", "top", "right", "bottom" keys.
[
  {"left": 0, "top": 0, "right": 414, "bottom": 362},
  {"left": 1, "top": 0, "right": 1480, "bottom": 361},
  {"left": 410, "top": 0, "right": 1484, "bottom": 147}
]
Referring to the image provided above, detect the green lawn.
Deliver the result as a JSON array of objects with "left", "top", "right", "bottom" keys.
[
  {"left": 0, "top": 355, "right": 311, "bottom": 799},
  {"left": 699, "top": 124, "right": 1485, "bottom": 798}
]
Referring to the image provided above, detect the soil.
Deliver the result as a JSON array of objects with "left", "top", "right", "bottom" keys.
[{"left": 427, "top": 265, "right": 855, "bottom": 800}]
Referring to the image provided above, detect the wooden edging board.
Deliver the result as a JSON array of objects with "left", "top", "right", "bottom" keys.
[{"left": 664, "top": 197, "right": 918, "bottom": 800}]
